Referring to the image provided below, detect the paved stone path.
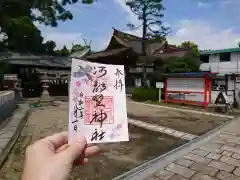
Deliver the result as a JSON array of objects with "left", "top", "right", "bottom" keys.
[
  {"left": 114, "top": 117, "right": 240, "bottom": 180},
  {"left": 128, "top": 119, "right": 198, "bottom": 141}
]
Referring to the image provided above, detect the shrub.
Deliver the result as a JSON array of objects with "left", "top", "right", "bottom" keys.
[{"left": 132, "top": 88, "right": 158, "bottom": 101}]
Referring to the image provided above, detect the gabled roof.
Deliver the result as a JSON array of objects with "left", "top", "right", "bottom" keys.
[
  {"left": 106, "top": 28, "right": 167, "bottom": 56},
  {"left": 70, "top": 48, "right": 90, "bottom": 59},
  {"left": 86, "top": 47, "right": 130, "bottom": 59},
  {"left": 85, "top": 28, "right": 191, "bottom": 61},
  {"left": 113, "top": 28, "right": 142, "bottom": 41}
]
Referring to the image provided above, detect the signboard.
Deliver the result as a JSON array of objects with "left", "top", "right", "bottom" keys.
[
  {"left": 228, "top": 77, "right": 234, "bottom": 90},
  {"left": 165, "top": 75, "right": 213, "bottom": 110},
  {"left": 166, "top": 92, "right": 204, "bottom": 102},
  {"left": 213, "top": 91, "right": 228, "bottom": 104},
  {"left": 166, "top": 78, "right": 205, "bottom": 102},
  {"left": 236, "top": 77, "right": 240, "bottom": 83},
  {"left": 156, "top": 82, "right": 163, "bottom": 89},
  {"left": 185, "top": 93, "right": 204, "bottom": 102},
  {"left": 167, "top": 78, "right": 204, "bottom": 92},
  {"left": 166, "top": 92, "right": 185, "bottom": 101}
]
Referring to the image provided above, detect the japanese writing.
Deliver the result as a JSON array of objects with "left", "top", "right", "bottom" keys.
[
  {"left": 72, "top": 92, "right": 84, "bottom": 132},
  {"left": 93, "top": 66, "right": 107, "bottom": 78},
  {"left": 114, "top": 68, "right": 124, "bottom": 92},
  {"left": 90, "top": 66, "right": 108, "bottom": 141},
  {"left": 91, "top": 129, "right": 106, "bottom": 141}
]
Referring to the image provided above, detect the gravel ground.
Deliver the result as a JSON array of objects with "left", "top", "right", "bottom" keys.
[
  {"left": 0, "top": 102, "right": 186, "bottom": 180},
  {"left": 127, "top": 101, "right": 229, "bottom": 135}
]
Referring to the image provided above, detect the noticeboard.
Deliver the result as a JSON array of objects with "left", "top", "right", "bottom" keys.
[{"left": 156, "top": 82, "right": 163, "bottom": 89}]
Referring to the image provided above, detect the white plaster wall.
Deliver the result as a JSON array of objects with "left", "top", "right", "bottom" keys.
[
  {"left": 209, "top": 54, "right": 219, "bottom": 63},
  {"left": 200, "top": 52, "right": 240, "bottom": 73}
]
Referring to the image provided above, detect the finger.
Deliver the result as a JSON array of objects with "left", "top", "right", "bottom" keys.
[
  {"left": 87, "top": 143, "right": 96, "bottom": 147},
  {"left": 73, "top": 158, "right": 89, "bottom": 166},
  {"left": 60, "top": 135, "right": 87, "bottom": 164},
  {"left": 73, "top": 146, "right": 99, "bottom": 166},
  {"left": 56, "top": 144, "right": 68, "bottom": 153},
  {"left": 56, "top": 144, "right": 99, "bottom": 156},
  {"left": 55, "top": 136, "right": 94, "bottom": 153},
  {"left": 84, "top": 145, "right": 100, "bottom": 157},
  {"left": 83, "top": 158, "right": 89, "bottom": 164},
  {"left": 43, "top": 132, "right": 68, "bottom": 149}
]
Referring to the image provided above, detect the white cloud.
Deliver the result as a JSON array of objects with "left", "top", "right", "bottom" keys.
[
  {"left": 220, "top": 0, "right": 232, "bottom": 5},
  {"left": 115, "top": 0, "right": 139, "bottom": 24},
  {"left": 42, "top": 32, "right": 84, "bottom": 49},
  {"left": 197, "top": 1, "right": 211, "bottom": 8},
  {"left": 112, "top": 0, "right": 240, "bottom": 52},
  {"left": 120, "top": 19, "right": 240, "bottom": 51},
  {"left": 35, "top": 21, "right": 85, "bottom": 50},
  {"left": 168, "top": 20, "right": 240, "bottom": 50},
  {"left": 37, "top": 0, "right": 240, "bottom": 52}
]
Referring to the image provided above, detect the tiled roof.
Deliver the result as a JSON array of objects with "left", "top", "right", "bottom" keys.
[
  {"left": 109, "top": 28, "right": 167, "bottom": 55},
  {"left": 200, "top": 48, "right": 240, "bottom": 55},
  {"left": 0, "top": 50, "right": 89, "bottom": 68},
  {"left": 86, "top": 48, "right": 130, "bottom": 59}
]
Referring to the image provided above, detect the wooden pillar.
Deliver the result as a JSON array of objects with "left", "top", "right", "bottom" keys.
[
  {"left": 204, "top": 77, "right": 207, "bottom": 111},
  {"left": 164, "top": 78, "right": 168, "bottom": 103},
  {"left": 209, "top": 77, "right": 212, "bottom": 103}
]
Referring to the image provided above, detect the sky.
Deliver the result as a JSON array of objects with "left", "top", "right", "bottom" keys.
[{"left": 37, "top": 0, "right": 240, "bottom": 51}]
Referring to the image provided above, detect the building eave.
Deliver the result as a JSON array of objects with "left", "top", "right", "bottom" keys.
[{"left": 200, "top": 48, "right": 240, "bottom": 55}]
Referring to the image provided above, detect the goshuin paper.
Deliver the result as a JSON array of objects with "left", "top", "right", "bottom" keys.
[{"left": 68, "top": 58, "right": 129, "bottom": 143}]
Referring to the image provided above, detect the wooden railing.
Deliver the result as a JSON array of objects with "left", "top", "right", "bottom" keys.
[{"left": 0, "top": 91, "right": 16, "bottom": 125}]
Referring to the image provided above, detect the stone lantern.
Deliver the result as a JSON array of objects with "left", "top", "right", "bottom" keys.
[
  {"left": 14, "top": 78, "right": 23, "bottom": 101},
  {"left": 40, "top": 72, "right": 52, "bottom": 102}
]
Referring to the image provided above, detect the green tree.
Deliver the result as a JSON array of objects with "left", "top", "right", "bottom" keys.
[
  {"left": 55, "top": 45, "right": 70, "bottom": 56},
  {"left": 43, "top": 40, "right": 56, "bottom": 55},
  {"left": 126, "top": 0, "right": 171, "bottom": 87},
  {"left": 180, "top": 41, "right": 199, "bottom": 56},
  {"left": 0, "top": 0, "right": 94, "bottom": 52},
  {"left": 71, "top": 44, "right": 88, "bottom": 53},
  {"left": 0, "top": 0, "right": 94, "bottom": 28},
  {"left": 2, "top": 16, "right": 44, "bottom": 53},
  {"left": 164, "top": 55, "right": 200, "bottom": 73}
]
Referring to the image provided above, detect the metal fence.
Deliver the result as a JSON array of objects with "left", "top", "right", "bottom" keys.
[{"left": 0, "top": 91, "right": 16, "bottom": 125}]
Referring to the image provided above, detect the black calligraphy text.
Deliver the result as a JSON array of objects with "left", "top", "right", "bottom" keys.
[
  {"left": 90, "top": 66, "right": 109, "bottom": 141},
  {"left": 91, "top": 129, "right": 106, "bottom": 141},
  {"left": 72, "top": 92, "right": 84, "bottom": 132},
  {"left": 114, "top": 68, "right": 124, "bottom": 92}
]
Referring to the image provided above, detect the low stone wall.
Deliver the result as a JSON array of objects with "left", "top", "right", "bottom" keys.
[
  {"left": 0, "top": 104, "right": 30, "bottom": 168},
  {"left": 0, "top": 91, "right": 16, "bottom": 125}
]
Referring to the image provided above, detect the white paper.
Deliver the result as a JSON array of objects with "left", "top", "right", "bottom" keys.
[{"left": 68, "top": 58, "right": 129, "bottom": 144}]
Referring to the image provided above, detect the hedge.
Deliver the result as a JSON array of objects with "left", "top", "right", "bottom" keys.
[{"left": 132, "top": 88, "right": 159, "bottom": 102}]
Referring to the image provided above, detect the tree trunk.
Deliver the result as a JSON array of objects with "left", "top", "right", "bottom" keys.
[{"left": 141, "top": 4, "right": 148, "bottom": 88}]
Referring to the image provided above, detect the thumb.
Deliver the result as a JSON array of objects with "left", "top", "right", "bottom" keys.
[{"left": 60, "top": 135, "right": 87, "bottom": 164}]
